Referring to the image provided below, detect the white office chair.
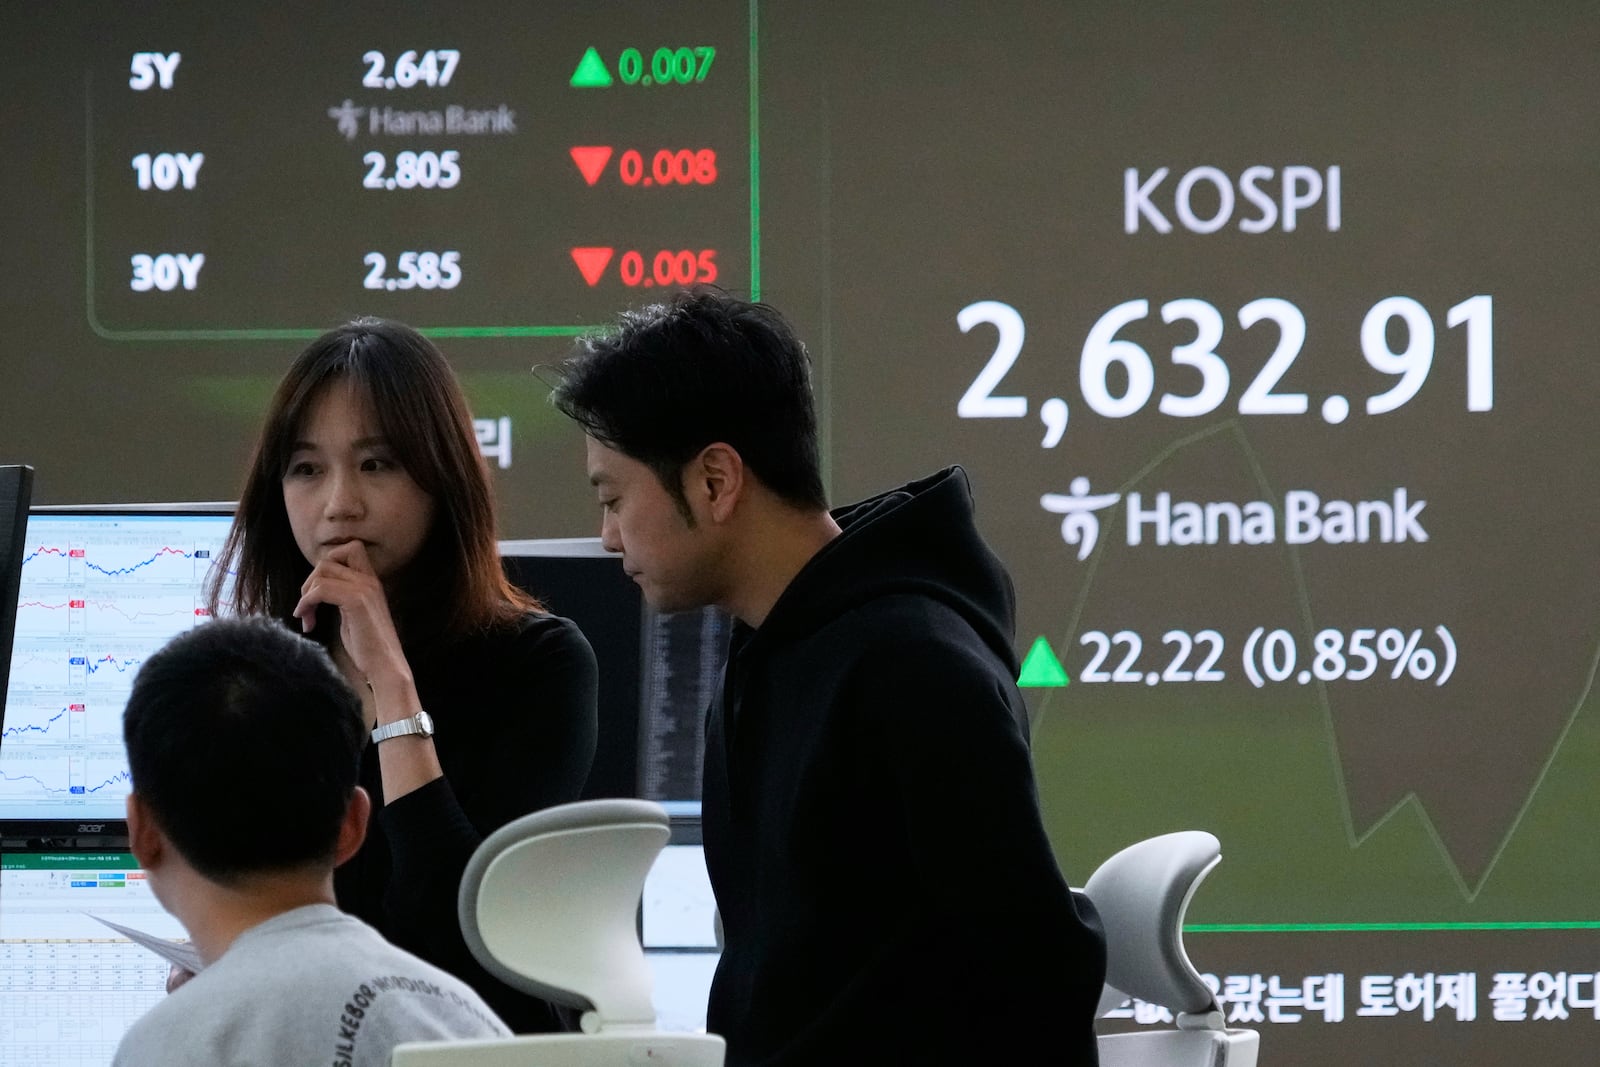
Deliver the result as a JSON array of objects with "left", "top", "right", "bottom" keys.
[
  {"left": 1086, "top": 831, "right": 1260, "bottom": 1067},
  {"left": 392, "top": 799, "right": 725, "bottom": 1067}
]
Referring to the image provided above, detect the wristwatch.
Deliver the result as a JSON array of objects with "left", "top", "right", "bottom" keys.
[{"left": 371, "top": 710, "right": 435, "bottom": 744}]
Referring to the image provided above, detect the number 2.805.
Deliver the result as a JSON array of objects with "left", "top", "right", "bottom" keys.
[{"left": 362, "top": 150, "right": 461, "bottom": 190}]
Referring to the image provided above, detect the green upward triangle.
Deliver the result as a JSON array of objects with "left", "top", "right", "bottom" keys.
[
  {"left": 1018, "top": 636, "right": 1069, "bottom": 687},
  {"left": 570, "top": 47, "right": 614, "bottom": 88}
]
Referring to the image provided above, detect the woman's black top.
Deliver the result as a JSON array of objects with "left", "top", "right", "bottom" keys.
[{"left": 333, "top": 611, "right": 599, "bottom": 1033}]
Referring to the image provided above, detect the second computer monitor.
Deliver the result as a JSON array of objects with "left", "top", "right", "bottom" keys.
[{"left": 498, "top": 538, "right": 729, "bottom": 810}]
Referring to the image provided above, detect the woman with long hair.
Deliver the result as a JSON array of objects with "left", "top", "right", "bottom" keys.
[{"left": 207, "top": 317, "right": 598, "bottom": 1031}]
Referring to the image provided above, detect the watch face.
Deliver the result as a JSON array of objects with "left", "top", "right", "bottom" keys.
[{"left": 415, "top": 710, "right": 435, "bottom": 737}]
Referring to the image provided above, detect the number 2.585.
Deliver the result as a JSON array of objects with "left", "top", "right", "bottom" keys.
[{"left": 363, "top": 251, "right": 461, "bottom": 291}]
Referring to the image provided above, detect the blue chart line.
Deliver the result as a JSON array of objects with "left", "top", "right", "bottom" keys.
[
  {"left": 85, "top": 655, "right": 143, "bottom": 676},
  {"left": 0, "top": 768, "right": 131, "bottom": 795},
  {"left": 85, "top": 547, "right": 195, "bottom": 577},
  {"left": 19, "top": 545, "right": 199, "bottom": 576},
  {"left": 1, "top": 707, "right": 70, "bottom": 740}
]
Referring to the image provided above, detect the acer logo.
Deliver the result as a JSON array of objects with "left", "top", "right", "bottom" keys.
[{"left": 77, "top": 824, "right": 106, "bottom": 833}]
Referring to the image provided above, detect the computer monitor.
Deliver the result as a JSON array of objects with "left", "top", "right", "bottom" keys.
[
  {"left": 498, "top": 538, "right": 730, "bottom": 809},
  {"left": 0, "top": 507, "right": 234, "bottom": 834},
  {"left": 0, "top": 849, "right": 186, "bottom": 1062},
  {"left": 0, "top": 467, "right": 35, "bottom": 730}
]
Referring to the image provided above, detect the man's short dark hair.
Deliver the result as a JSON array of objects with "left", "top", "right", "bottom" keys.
[
  {"left": 123, "top": 617, "right": 365, "bottom": 885},
  {"left": 552, "top": 287, "right": 828, "bottom": 513}
]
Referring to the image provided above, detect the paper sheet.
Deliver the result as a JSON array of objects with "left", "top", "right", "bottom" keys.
[{"left": 89, "top": 913, "right": 204, "bottom": 975}]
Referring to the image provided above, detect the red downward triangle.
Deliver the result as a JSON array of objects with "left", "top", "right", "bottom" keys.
[
  {"left": 570, "top": 247, "right": 614, "bottom": 287},
  {"left": 569, "top": 146, "right": 613, "bottom": 186}
]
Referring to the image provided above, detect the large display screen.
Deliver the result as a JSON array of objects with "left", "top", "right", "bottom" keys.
[{"left": 1, "top": 4, "right": 1596, "bottom": 1061}]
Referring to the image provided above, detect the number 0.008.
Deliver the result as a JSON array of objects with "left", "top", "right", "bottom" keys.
[
  {"left": 363, "top": 251, "right": 461, "bottom": 291},
  {"left": 363, "top": 151, "right": 461, "bottom": 190},
  {"left": 618, "top": 149, "right": 718, "bottom": 186}
]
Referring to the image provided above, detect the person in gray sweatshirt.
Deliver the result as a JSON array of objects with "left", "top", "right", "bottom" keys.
[{"left": 113, "top": 616, "right": 510, "bottom": 1067}]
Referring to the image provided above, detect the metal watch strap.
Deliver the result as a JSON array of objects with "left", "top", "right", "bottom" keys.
[{"left": 371, "top": 710, "right": 433, "bottom": 744}]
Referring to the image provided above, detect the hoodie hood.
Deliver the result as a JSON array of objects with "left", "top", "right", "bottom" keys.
[{"left": 747, "top": 466, "right": 1019, "bottom": 673}]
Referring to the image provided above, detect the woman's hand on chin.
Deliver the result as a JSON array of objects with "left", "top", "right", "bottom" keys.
[{"left": 293, "top": 540, "right": 410, "bottom": 688}]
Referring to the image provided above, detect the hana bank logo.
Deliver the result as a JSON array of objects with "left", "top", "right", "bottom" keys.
[
  {"left": 1042, "top": 480, "right": 1429, "bottom": 558},
  {"left": 1040, "top": 478, "right": 1120, "bottom": 561},
  {"left": 328, "top": 100, "right": 365, "bottom": 140}
]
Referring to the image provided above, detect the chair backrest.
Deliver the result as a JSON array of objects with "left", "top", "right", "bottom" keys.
[
  {"left": 1085, "top": 831, "right": 1260, "bottom": 1067},
  {"left": 1084, "top": 830, "right": 1222, "bottom": 1023},
  {"left": 393, "top": 799, "right": 725, "bottom": 1065},
  {"left": 459, "top": 799, "right": 672, "bottom": 1030}
]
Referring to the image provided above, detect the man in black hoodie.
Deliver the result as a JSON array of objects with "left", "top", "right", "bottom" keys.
[{"left": 553, "top": 288, "right": 1105, "bottom": 1065}]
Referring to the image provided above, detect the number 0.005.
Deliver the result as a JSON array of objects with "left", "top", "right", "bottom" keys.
[
  {"left": 363, "top": 251, "right": 461, "bottom": 291},
  {"left": 618, "top": 250, "right": 717, "bottom": 287}
]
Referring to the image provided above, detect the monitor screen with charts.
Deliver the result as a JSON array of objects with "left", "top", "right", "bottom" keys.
[{"left": 0, "top": 509, "right": 233, "bottom": 829}]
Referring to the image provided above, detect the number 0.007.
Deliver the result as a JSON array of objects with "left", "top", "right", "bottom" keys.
[
  {"left": 617, "top": 46, "right": 715, "bottom": 84},
  {"left": 363, "top": 251, "right": 461, "bottom": 291}
]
